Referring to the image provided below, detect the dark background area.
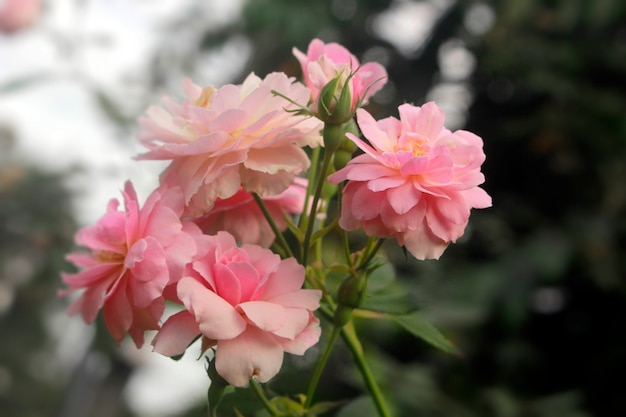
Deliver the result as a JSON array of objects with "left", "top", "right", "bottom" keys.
[{"left": 1, "top": 0, "right": 625, "bottom": 416}]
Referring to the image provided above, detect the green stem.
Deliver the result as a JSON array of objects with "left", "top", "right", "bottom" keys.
[
  {"left": 250, "top": 379, "right": 279, "bottom": 417},
  {"left": 252, "top": 193, "right": 294, "bottom": 258},
  {"left": 301, "top": 148, "right": 334, "bottom": 265},
  {"left": 336, "top": 184, "right": 353, "bottom": 268},
  {"left": 303, "top": 325, "right": 341, "bottom": 409},
  {"left": 299, "top": 146, "right": 321, "bottom": 230},
  {"left": 357, "top": 238, "right": 385, "bottom": 271},
  {"left": 340, "top": 322, "right": 392, "bottom": 417}
]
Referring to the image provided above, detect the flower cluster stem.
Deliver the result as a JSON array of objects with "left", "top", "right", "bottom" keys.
[
  {"left": 301, "top": 146, "right": 334, "bottom": 265},
  {"left": 304, "top": 325, "right": 341, "bottom": 409},
  {"left": 252, "top": 193, "right": 294, "bottom": 258},
  {"left": 341, "top": 322, "right": 393, "bottom": 417}
]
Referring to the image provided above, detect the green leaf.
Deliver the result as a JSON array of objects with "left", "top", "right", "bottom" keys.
[
  {"left": 336, "top": 396, "right": 378, "bottom": 417},
  {"left": 307, "top": 400, "right": 346, "bottom": 416},
  {"left": 309, "top": 217, "right": 339, "bottom": 246},
  {"left": 388, "top": 312, "right": 461, "bottom": 355},
  {"left": 270, "top": 395, "right": 306, "bottom": 416},
  {"left": 365, "top": 261, "right": 395, "bottom": 292},
  {"left": 283, "top": 212, "right": 305, "bottom": 243},
  {"left": 361, "top": 290, "right": 416, "bottom": 315}
]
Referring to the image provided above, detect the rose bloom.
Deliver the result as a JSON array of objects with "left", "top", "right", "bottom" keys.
[
  {"left": 0, "top": 0, "right": 40, "bottom": 34},
  {"left": 152, "top": 231, "right": 322, "bottom": 387},
  {"left": 192, "top": 178, "right": 307, "bottom": 247},
  {"left": 293, "top": 38, "right": 387, "bottom": 116},
  {"left": 60, "top": 181, "right": 203, "bottom": 347},
  {"left": 137, "top": 72, "right": 323, "bottom": 217},
  {"left": 328, "top": 102, "right": 492, "bottom": 260}
]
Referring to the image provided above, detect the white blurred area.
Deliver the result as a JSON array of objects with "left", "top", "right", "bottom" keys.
[
  {"left": 0, "top": 0, "right": 493, "bottom": 415},
  {"left": 0, "top": 0, "right": 249, "bottom": 225}
]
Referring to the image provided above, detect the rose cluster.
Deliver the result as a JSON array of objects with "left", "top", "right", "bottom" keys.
[{"left": 61, "top": 38, "right": 491, "bottom": 388}]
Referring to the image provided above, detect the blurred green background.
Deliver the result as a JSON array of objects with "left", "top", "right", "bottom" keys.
[{"left": 1, "top": 0, "right": 625, "bottom": 416}]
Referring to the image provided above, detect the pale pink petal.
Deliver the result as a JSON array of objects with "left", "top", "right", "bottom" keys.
[
  {"left": 260, "top": 258, "right": 306, "bottom": 299},
  {"left": 350, "top": 183, "right": 385, "bottom": 221},
  {"left": 216, "top": 327, "right": 284, "bottom": 387},
  {"left": 177, "top": 277, "right": 247, "bottom": 340},
  {"left": 400, "top": 102, "right": 445, "bottom": 141},
  {"left": 103, "top": 281, "right": 133, "bottom": 344},
  {"left": 463, "top": 187, "right": 492, "bottom": 209},
  {"left": 385, "top": 182, "right": 421, "bottom": 214},
  {"left": 244, "top": 146, "right": 310, "bottom": 175},
  {"left": 238, "top": 301, "right": 287, "bottom": 333},
  {"left": 401, "top": 225, "right": 449, "bottom": 261},
  {"left": 64, "top": 252, "right": 99, "bottom": 268},
  {"left": 264, "top": 289, "right": 322, "bottom": 311},
  {"left": 152, "top": 310, "right": 201, "bottom": 357},
  {"left": 61, "top": 263, "right": 121, "bottom": 288},
  {"left": 367, "top": 176, "right": 406, "bottom": 192},
  {"left": 240, "top": 168, "right": 296, "bottom": 198},
  {"left": 355, "top": 109, "right": 397, "bottom": 152},
  {"left": 127, "top": 239, "right": 169, "bottom": 307},
  {"left": 278, "top": 313, "right": 321, "bottom": 355}
]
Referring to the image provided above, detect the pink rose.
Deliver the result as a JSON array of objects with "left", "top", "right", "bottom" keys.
[
  {"left": 328, "top": 102, "right": 492, "bottom": 260},
  {"left": 191, "top": 178, "right": 307, "bottom": 247},
  {"left": 137, "top": 72, "right": 323, "bottom": 217},
  {"left": 0, "top": 0, "right": 40, "bottom": 34},
  {"left": 293, "top": 38, "right": 388, "bottom": 119},
  {"left": 152, "top": 231, "right": 322, "bottom": 387},
  {"left": 60, "top": 181, "right": 203, "bottom": 347}
]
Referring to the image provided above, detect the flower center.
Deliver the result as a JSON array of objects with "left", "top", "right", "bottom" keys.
[
  {"left": 398, "top": 132, "right": 429, "bottom": 156},
  {"left": 94, "top": 250, "right": 126, "bottom": 264},
  {"left": 194, "top": 86, "right": 215, "bottom": 108}
]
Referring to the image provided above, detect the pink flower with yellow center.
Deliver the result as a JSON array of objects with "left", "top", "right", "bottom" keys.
[
  {"left": 152, "top": 231, "right": 322, "bottom": 387},
  {"left": 137, "top": 72, "right": 323, "bottom": 217},
  {"left": 191, "top": 178, "right": 307, "bottom": 248},
  {"left": 328, "top": 102, "right": 492, "bottom": 260},
  {"left": 60, "top": 181, "right": 203, "bottom": 347}
]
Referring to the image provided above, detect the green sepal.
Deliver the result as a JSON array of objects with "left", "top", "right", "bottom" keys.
[{"left": 317, "top": 76, "right": 341, "bottom": 122}]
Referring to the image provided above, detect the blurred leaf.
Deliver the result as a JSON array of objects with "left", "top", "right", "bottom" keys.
[
  {"left": 387, "top": 312, "right": 460, "bottom": 355},
  {"left": 361, "top": 289, "right": 417, "bottom": 315},
  {"left": 336, "top": 396, "right": 378, "bottom": 417}
]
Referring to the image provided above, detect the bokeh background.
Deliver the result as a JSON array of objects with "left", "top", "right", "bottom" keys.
[{"left": 1, "top": 0, "right": 626, "bottom": 416}]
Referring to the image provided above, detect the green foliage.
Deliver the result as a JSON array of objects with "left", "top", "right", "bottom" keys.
[{"left": 388, "top": 313, "right": 460, "bottom": 356}]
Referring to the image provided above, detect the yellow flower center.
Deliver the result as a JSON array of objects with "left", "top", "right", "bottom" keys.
[
  {"left": 94, "top": 249, "right": 126, "bottom": 264},
  {"left": 397, "top": 133, "right": 429, "bottom": 156},
  {"left": 194, "top": 86, "right": 215, "bottom": 108}
]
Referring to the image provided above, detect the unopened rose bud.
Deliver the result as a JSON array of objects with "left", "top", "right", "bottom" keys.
[{"left": 317, "top": 73, "right": 355, "bottom": 125}]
